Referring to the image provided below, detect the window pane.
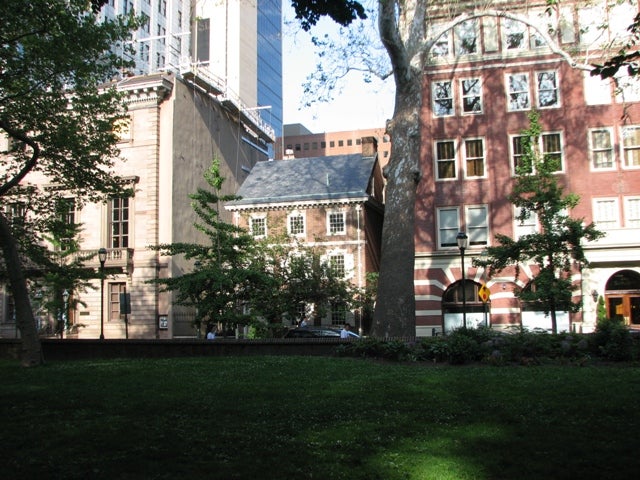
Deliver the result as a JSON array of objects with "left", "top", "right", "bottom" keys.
[
  {"left": 465, "top": 139, "right": 484, "bottom": 177},
  {"left": 537, "top": 71, "right": 559, "bottom": 107},
  {"left": 455, "top": 20, "right": 478, "bottom": 55},
  {"left": 542, "top": 133, "right": 562, "bottom": 171},
  {"left": 623, "top": 126, "right": 640, "bottom": 167},
  {"left": 626, "top": 198, "right": 640, "bottom": 227},
  {"left": 467, "top": 206, "right": 488, "bottom": 245},
  {"left": 439, "top": 208, "right": 459, "bottom": 247},
  {"left": 436, "top": 141, "right": 456, "bottom": 179},
  {"left": 508, "top": 74, "right": 530, "bottom": 110},
  {"left": 590, "top": 129, "right": 613, "bottom": 169},
  {"left": 461, "top": 78, "right": 482, "bottom": 113},
  {"left": 433, "top": 81, "right": 453, "bottom": 116}
]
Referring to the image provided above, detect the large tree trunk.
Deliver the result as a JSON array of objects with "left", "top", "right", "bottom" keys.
[
  {"left": 371, "top": 1, "right": 424, "bottom": 338},
  {"left": 0, "top": 213, "right": 43, "bottom": 366}
]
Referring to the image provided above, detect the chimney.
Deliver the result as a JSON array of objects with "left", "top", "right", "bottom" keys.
[{"left": 361, "top": 136, "right": 378, "bottom": 157}]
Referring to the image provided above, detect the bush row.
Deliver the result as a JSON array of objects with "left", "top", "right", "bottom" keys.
[{"left": 335, "top": 319, "right": 640, "bottom": 365}]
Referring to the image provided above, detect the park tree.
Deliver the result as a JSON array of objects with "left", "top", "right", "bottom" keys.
[
  {"left": 292, "top": 0, "right": 625, "bottom": 337},
  {"left": 474, "top": 111, "right": 604, "bottom": 334},
  {"left": 150, "top": 160, "right": 263, "bottom": 337},
  {"left": 0, "top": 0, "right": 138, "bottom": 365}
]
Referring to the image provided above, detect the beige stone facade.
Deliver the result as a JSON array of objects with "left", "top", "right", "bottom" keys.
[{"left": 1, "top": 73, "right": 269, "bottom": 339}]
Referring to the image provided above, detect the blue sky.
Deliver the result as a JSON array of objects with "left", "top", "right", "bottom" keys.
[{"left": 281, "top": 4, "right": 395, "bottom": 134}]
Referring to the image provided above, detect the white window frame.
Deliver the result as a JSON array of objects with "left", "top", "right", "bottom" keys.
[
  {"left": 250, "top": 215, "right": 267, "bottom": 238},
  {"left": 437, "top": 207, "right": 460, "bottom": 249},
  {"left": 541, "top": 131, "right": 564, "bottom": 173},
  {"left": 327, "top": 211, "right": 346, "bottom": 235},
  {"left": 621, "top": 125, "right": 640, "bottom": 169},
  {"left": 434, "top": 139, "right": 458, "bottom": 181},
  {"left": 460, "top": 77, "right": 483, "bottom": 114},
  {"left": 588, "top": 128, "right": 615, "bottom": 170},
  {"left": 592, "top": 197, "right": 620, "bottom": 229},
  {"left": 463, "top": 137, "right": 485, "bottom": 179},
  {"left": 510, "top": 132, "right": 564, "bottom": 175},
  {"left": 514, "top": 206, "right": 539, "bottom": 239},
  {"left": 432, "top": 80, "right": 454, "bottom": 117},
  {"left": 287, "top": 211, "right": 306, "bottom": 237},
  {"left": 507, "top": 72, "right": 531, "bottom": 111},
  {"left": 624, "top": 196, "right": 640, "bottom": 228},
  {"left": 454, "top": 19, "right": 479, "bottom": 56},
  {"left": 536, "top": 70, "right": 560, "bottom": 108},
  {"left": 465, "top": 205, "right": 489, "bottom": 247}
]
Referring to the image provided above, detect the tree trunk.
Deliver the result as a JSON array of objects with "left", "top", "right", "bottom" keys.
[
  {"left": 0, "top": 213, "right": 43, "bottom": 366},
  {"left": 371, "top": 76, "right": 422, "bottom": 338}
]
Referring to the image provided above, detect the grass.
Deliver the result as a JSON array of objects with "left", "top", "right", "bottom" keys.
[{"left": 1, "top": 356, "right": 640, "bottom": 480}]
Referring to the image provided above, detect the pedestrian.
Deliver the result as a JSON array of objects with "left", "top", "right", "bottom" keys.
[
  {"left": 299, "top": 317, "right": 308, "bottom": 328},
  {"left": 340, "top": 323, "right": 351, "bottom": 338}
]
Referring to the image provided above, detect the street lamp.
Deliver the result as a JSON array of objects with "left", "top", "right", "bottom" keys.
[
  {"left": 456, "top": 231, "right": 468, "bottom": 329},
  {"left": 62, "top": 289, "right": 70, "bottom": 339},
  {"left": 194, "top": 260, "right": 201, "bottom": 338},
  {"left": 98, "top": 247, "right": 107, "bottom": 340}
]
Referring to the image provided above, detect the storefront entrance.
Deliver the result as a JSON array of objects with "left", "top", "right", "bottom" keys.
[{"left": 605, "top": 270, "right": 640, "bottom": 326}]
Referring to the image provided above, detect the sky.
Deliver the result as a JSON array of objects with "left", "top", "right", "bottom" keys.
[{"left": 281, "top": 4, "right": 395, "bottom": 134}]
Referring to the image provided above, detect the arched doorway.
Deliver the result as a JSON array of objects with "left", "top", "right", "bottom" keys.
[
  {"left": 442, "top": 280, "right": 488, "bottom": 333},
  {"left": 605, "top": 270, "right": 640, "bottom": 326}
]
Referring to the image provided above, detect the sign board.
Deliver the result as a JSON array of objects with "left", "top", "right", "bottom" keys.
[
  {"left": 158, "top": 315, "right": 168, "bottom": 330},
  {"left": 119, "top": 293, "right": 131, "bottom": 314},
  {"left": 478, "top": 284, "right": 490, "bottom": 303}
]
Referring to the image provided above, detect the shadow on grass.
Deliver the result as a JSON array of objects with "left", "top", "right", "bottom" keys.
[{"left": 1, "top": 357, "right": 639, "bottom": 479}]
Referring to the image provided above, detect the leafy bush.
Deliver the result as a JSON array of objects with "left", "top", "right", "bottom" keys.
[{"left": 591, "top": 318, "right": 633, "bottom": 361}]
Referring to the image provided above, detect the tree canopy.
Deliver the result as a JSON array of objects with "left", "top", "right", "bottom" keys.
[{"left": 0, "top": 0, "right": 138, "bottom": 365}]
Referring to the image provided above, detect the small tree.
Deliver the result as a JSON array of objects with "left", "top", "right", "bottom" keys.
[
  {"left": 149, "top": 160, "right": 263, "bottom": 336},
  {"left": 476, "top": 111, "right": 605, "bottom": 334}
]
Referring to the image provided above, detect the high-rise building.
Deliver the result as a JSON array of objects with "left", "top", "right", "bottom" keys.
[{"left": 100, "top": 0, "right": 282, "bottom": 150}]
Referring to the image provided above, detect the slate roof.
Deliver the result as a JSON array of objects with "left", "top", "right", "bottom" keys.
[{"left": 227, "top": 154, "right": 376, "bottom": 208}]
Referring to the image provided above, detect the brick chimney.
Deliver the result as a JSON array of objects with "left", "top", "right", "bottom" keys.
[{"left": 361, "top": 136, "right": 378, "bottom": 157}]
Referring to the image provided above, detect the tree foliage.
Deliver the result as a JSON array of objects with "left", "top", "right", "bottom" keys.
[
  {"left": 0, "top": 0, "right": 138, "bottom": 365},
  {"left": 150, "top": 161, "right": 359, "bottom": 336},
  {"left": 474, "top": 111, "right": 605, "bottom": 334},
  {"left": 149, "top": 160, "right": 262, "bottom": 335}
]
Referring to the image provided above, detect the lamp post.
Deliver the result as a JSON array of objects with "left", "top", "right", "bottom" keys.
[
  {"left": 98, "top": 247, "right": 107, "bottom": 340},
  {"left": 62, "top": 289, "right": 70, "bottom": 339},
  {"left": 194, "top": 260, "right": 201, "bottom": 338},
  {"left": 456, "top": 231, "right": 468, "bottom": 329}
]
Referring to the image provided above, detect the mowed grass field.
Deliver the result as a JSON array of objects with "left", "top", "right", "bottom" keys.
[{"left": 1, "top": 356, "right": 639, "bottom": 480}]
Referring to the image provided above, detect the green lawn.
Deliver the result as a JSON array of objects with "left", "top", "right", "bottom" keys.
[{"left": 1, "top": 356, "right": 639, "bottom": 480}]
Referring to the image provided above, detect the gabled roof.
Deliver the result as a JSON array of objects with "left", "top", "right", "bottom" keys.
[{"left": 227, "top": 154, "right": 376, "bottom": 209}]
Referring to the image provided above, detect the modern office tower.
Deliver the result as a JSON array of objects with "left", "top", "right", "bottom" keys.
[{"left": 100, "top": 0, "right": 282, "bottom": 151}]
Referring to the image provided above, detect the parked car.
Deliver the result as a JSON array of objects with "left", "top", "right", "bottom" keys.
[{"left": 284, "top": 327, "right": 360, "bottom": 339}]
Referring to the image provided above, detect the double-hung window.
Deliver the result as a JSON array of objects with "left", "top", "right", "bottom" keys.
[
  {"left": 514, "top": 206, "right": 538, "bottom": 239},
  {"left": 250, "top": 216, "right": 267, "bottom": 238},
  {"left": 288, "top": 212, "right": 305, "bottom": 237},
  {"left": 536, "top": 71, "right": 559, "bottom": 108},
  {"left": 461, "top": 78, "right": 482, "bottom": 114},
  {"left": 437, "top": 207, "right": 460, "bottom": 248},
  {"left": 625, "top": 197, "right": 640, "bottom": 227},
  {"left": 507, "top": 73, "right": 530, "bottom": 111},
  {"left": 589, "top": 128, "right": 614, "bottom": 170},
  {"left": 433, "top": 81, "right": 454, "bottom": 116},
  {"left": 622, "top": 125, "right": 640, "bottom": 168},
  {"left": 466, "top": 205, "right": 488, "bottom": 246},
  {"left": 327, "top": 211, "right": 346, "bottom": 235},
  {"left": 464, "top": 139, "right": 485, "bottom": 178},
  {"left": 435, "top": 140, "right": 457, "bottom": 180},
  {"left": 593, "top": 198, "right": 619, "bottom": 229}
]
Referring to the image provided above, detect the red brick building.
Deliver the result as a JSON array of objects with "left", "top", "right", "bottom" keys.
[
  {"left": 226, "top": 139, "right": 384, "bottom": 334},
  {"left": 415, "top": 1, "right": 640, "bottom": 335}
]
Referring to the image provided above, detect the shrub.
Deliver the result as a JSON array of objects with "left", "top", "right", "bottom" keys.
[{"left": 591, "top": 318, "right": 633, "bottom": 361}]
